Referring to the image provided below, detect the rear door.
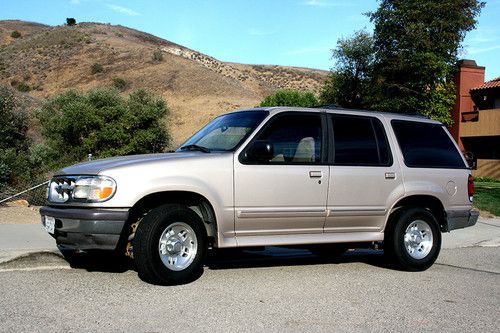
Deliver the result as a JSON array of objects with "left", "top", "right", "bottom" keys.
[{"left": 325, "top": 114, "right": 404, "bottom": 233}]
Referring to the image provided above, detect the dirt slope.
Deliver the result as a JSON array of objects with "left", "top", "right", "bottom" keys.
[{"left": 0, "top": 20, "right": 328, "bottom": 145}]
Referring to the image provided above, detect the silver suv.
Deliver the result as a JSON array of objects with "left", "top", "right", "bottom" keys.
[{"left": 40, "top": 107, "right": 478, "bottom": 284}]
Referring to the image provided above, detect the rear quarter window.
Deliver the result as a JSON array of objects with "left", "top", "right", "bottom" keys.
[{"left": 391, "top": 120, "right": 466, "bottom": 169}]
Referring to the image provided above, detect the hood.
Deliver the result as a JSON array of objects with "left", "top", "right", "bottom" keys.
[{"left": 55, "top": 152, "right": 219, "bottom": 175}]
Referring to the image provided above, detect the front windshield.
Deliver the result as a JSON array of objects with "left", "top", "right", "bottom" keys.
[{"left": 177, "top": 111, "right": 269, "bottom": 152}]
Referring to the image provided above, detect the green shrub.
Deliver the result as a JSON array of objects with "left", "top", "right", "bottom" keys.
[
  {"left": 259, "top": 89, "right": 319, "bottom": 108},
  {"left": 37, "top": 88, "right": 171, "bottom": 168},
  {"left": 66, "top": 18, "right": 76, "bottom": 26},
  {"left": 9, "top": 79, "right": 31, "bottom": 92},
  {"left": 10, "top": 31, "right": 21, "bottom": 38},
  {"left": 112, "top": 77, "right": 129, "bottom": 91},
  {"left": 474, "top": 176, "right": 500, "bottom": 183},
  {"left": 90, "top": 63, "right": 104, "bottom": 74},
  {"left": 0, "top": 85, "right": 32, "bottom": 188},
  {"left": 152, "top": 49, "right": 163, "bottom": 62},
  {"left": 15, "top": 82, "right": 31, "bottom": 92}
]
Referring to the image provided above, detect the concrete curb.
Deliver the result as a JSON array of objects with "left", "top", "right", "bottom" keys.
[{"left": 0, "top": 250, "right": 69, "bottom": 270}]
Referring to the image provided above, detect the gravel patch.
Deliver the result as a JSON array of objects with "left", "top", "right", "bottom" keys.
[{"left": 0, "top": 206, "right": 41, "bottom": 224}]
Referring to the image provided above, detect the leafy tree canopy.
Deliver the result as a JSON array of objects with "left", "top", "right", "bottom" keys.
[
  {"left": 37, "top": 88, "right": 171, "bottom": 168},
  {"left": 322, "top": 0, "right": 485, "bottom": 125},
  {"left": 260, "top": 89, "right": 319, "bottom": 108},
  {"left": 0, "top": 85, "right": 31, "bottom": 187},
  {"left": 320, "top": 30, "right": 375, "bottom": 109}
]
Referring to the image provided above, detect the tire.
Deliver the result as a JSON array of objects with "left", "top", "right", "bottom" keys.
[
  {"left": 133, "top": 204, "right": 207, "bottom": 285},
  {"left": 385, "top": 207, "right": 441, "bottom": 271}
]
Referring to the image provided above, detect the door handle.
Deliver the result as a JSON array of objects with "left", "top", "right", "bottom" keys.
[
  {"left": 309, "top": 171, "right": 322, "bottom": 178},
  {"left": 385, "top": 172, "right": 396, "bottom": 179}
]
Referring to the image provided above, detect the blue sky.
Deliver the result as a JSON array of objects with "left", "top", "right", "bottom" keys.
[{"left": 1, "top": 0, "right": 499, "bottom": 80}]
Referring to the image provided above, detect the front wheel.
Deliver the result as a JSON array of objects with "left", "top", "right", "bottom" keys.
[
  {"left": 133, "top": 204, "right": 207, "bottom": 285},
  {"left": 385, "top": 208, "right": 441, "bottom": 271}
]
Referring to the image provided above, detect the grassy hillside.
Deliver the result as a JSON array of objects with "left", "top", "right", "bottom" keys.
[{"left": 0, "top": 20, "right": 327, "bottom": 146}]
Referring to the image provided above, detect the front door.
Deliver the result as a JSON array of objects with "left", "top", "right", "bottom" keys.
[{"left": 234, "top": 112, "right": 329, "bottom": 237}]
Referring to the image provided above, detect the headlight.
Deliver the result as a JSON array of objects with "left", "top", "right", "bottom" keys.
[
  {"left": 73, "top": 176, "right": 116, "bottom": 201},
  {"left": 48, "top": 176, "right": 117, "bottom": 203}
]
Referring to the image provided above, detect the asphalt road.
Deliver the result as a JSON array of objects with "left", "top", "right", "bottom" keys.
[{"left": 0, "top": 246, "right": 499, "bottom": 333}]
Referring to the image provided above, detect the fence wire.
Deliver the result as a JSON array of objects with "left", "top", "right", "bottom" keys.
[{"left": 0, "top": 181, "right": 49, "bottom": 207}]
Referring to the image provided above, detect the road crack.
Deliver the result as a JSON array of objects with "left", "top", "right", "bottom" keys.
[{"left": 435, "top": 262, "right": 500, "bottom": 275}]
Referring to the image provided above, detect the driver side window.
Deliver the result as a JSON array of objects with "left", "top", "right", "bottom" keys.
[{"left": 244, "top": 113, "right": 323, "bottom": 164}]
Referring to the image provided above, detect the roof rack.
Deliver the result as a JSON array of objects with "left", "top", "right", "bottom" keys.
[{"left": 314, "top": 105, "right": 429, "bottom": 119}]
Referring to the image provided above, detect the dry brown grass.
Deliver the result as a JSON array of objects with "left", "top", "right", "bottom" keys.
[{"left": 0, "top": 20, "right": 328, "bottom": 146}]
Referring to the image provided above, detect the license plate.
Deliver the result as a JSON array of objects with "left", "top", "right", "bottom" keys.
[{"left": 44, "top": 216, "right": 55, "bottom": 234}]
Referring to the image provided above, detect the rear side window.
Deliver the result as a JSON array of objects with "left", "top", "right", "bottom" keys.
[
  {"left": 391, "top": 120, "right": 466, "bottom": 169},
  {"left": 331, "top": 115, "right": 391, "bottom": 166}
]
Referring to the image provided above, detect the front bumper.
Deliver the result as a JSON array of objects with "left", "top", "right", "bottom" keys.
[
  {"left": 40, "top": 206, "right": 129, "bottom": 250},
  {"left": 446, "top": 209, "right": 479, "bottom": 231}
]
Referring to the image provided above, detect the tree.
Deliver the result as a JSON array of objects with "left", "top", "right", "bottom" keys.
[
  {"left": 0, "top": 85, "right": 31, "bottom": 187},
  {"left": 368, "top": 0, "right": 485, "bottom": 124},
  {"left": 320, "top": 30, "right": 375, "bottom": 109},
  {"left": 37, "top": 88, "right": 171, "bottom": 168},
  {"left": 66, "top": 18, "right": 76, "bottom": 26},
  {"left": 259, "top": 89, "right": 319, "bottom": 108}
]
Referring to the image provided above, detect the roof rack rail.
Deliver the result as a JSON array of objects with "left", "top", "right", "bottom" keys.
[{"left": 314, "top": 105, "right": 429, "bottom": 119}]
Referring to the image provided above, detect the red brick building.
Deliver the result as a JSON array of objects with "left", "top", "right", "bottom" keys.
[{"left": 450, "top": 60, "right": 500, "bottom": 179}]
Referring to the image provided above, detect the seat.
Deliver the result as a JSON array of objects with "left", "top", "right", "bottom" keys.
[{"left": 293, "top": 137, "right": 315, "bottom": 162}]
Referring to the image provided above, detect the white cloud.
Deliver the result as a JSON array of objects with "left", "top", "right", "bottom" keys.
[{"left": 106, "top": 4, "right": 140, "bottom": 16}]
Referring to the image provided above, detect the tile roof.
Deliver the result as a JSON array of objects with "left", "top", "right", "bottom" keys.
[{"left": 471, "top": 77, "right": 500, "bottom": 91}]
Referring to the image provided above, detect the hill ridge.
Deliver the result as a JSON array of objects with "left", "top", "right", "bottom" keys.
[{"left": 0, "top": 20, "right": 327, "bottom": 145}]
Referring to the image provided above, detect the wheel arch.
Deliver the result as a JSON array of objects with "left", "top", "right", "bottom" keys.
[
  {"left": 127, "top": 191, "right": 218, "bottom": 246},
  {"left": 386, "top": 195, "right": 447, "bottom": 233}
]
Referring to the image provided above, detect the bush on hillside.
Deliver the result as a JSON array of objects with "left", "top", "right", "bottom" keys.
[
  {"left": 112, "top": 77, "right": 129, "bottom": 91},
  {"left": 259, "top": 89, "right": 319, "bottom": 108},
  {"left": 15, "top": 82, "right": 31, "bottom": 92},
  {"left": 90, "top": 63, "right": 104, "bottom": 74},
  {"left": 10, "top": 31, "right": 21, "bottom": 38},
  {"left": 0, "top": 85, "right": 32, "bottom": 188},
  {"left": 37, "top": 88, "right": 171, "bottom": 169},
  {"left": 152, "top": 49, "right": 163, "bottom": 62}
]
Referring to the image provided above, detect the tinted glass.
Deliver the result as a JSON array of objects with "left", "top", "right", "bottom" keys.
[
  {"left": 331, "top": 115, "right": 391, "bottom": 166},
  {"left": 391, "top": 120, "right": 466, "bottom": 168},
  {"left": 179, "top": 111, "right": 268, "bottom": 151},
  {"left": 373, "top": 119, "right": 390, "bottom": 165},
  {"left": 246, "top": 113, "right": 322, "bottom": 164}
]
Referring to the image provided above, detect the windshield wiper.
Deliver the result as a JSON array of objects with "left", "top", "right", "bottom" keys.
[{"left": 179, "top": 144, "right": 211, "bottom": 153}]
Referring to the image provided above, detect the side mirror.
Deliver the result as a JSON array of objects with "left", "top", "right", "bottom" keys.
[
  {"left": 244, "top": 140, "right": 274, "bottom": 163},
  {"left": 464, "top": 151, "right": 477, "bottom": 170}
]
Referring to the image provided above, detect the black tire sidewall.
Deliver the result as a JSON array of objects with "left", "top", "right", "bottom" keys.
[
  {"left": 391, "top": 208, "right": 441, "bottom": 271},
  {"left": 134, "top": 204, "right": 207, "bottom": 285}
]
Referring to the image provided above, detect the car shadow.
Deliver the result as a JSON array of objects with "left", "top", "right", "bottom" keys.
[
  {"left": 63, "top": 246, "right": 393, "bottom": 275},
  {"left": 205, "top": 246, "right": 392, "bottom": 271},
  {"left": 61, "top": 250, "right": 134, "bottom": 273}
]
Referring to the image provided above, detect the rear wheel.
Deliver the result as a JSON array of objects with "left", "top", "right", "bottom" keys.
[
  {"left": 385, "top": 208, "right": 441, "bottom": 271},
  {"left": 133, "top": 204, "right": 207, "bottom": 285}
]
